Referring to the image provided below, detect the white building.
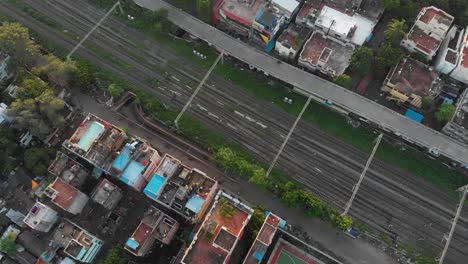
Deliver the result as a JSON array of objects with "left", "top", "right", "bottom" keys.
[
  {"left": 23, "top": 202, "right": 59, "bottom": 232},
  {"left": 401, "top": 6, "right": 454, "bottom": 60},
  {"left": 450, "top": 27, "right": 468, "bottom": 84},
  {"left": 434, "top": 26, "right": 465, "bottom": 74},
  {"left": 314, "top": 5, "right": 375, "bottom": 46}
]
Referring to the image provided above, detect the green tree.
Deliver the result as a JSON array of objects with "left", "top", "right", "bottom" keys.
[
  {"left": 384, "top": 0, "right": 400, "bottom": 11},
  {"left": 0, "top": 127, "right": 17, "bottom": 174},
  {"left": 374, "top": 44, "right": 403, "bottom": 74},
  {"left": 197, "top": 0, "right": 212, "bottom": 23},
  {"left": 335, "top": 216, "right": 353, "bottom": 231},
  {"left": 8, "top": 89, "right": 65, "bottom": 138},
  {"left": 248, "top": 166, "right": 268, "bottom": 189},
  {"left": 384, "top": 19, "right": 408, "bottom": 45},
  {"left": 0, "top": 237, "right": 17, "bottom": 257},
  {"left": 100, "top": 246, "right": 126, "bottom": 264},
  {"left": 73, "top": 60, "right": 95, "bottom": 89},
  {"left": 219, "top": 198, "right": 236, "bottom": 219},
  {"left": 435, "top": 104, "right": 456, "bottom": 124},
  {"left": 333, "top": 74, "right": 352, "bottom": 89},
  {"left": 421, "top": 97, "right": 432, "bottom": 110},
  {"left": 24, "top": 147, "right": 53, "bottom": 176},
  {"left": 33, "top": 55, "right": 77, "bottom": 88},
  {"left": 135, "top": 9, "right": 169, "bottom": 34},
  {"left": 349, "top": 47, "right": 373, "bottom": 76},
  {"left": 0, "top": 22, "right": 40, "bottom": 67},
  {"left": 244, "top": 206, "right": 266, "bottom": 243},
  {"left": 108, "top": 83, "right": 124, "bottom": 98},
  {"left": 17, "top": 77, "right": 51, "bottom": 100}
]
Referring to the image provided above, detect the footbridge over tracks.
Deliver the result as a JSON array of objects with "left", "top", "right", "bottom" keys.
[{"left": 135, "top": 0, "right": 468, "bottom": 167}]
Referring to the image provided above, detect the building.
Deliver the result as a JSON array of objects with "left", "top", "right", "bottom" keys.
[
  {"left": 48, "top": 152, "right": 89, "bottom": 188},
  {"left": 90, "top": 178, "right": 123, "bottom": 210},
  {"left": 449, "top": 26, "right": 468, "bottom": 84},
  {"left": 52, "top": 219, "right": 103, "bottom": 263},
  {"left": 0, "top": 102, "right": 12, "bottom": 126},
  {"left": 275, "top": 24, "right": 311, "bottom": 60},
  {"left": 124, "top": 206, "right": 179, "bottom": 256},
  {"left": 143, "top": 154, "right": 218, "bottom": 223},
  {"left": 401, "top": 6, "right": 454, "bottom": 60},
  {"left": 44, "top": 178, "right": 89, "bottom": 215},
  {"left": 181, "top": 191, "right": 253, "bottom": 264},
  {"left": 295, "top": 0, "right": 324, "bottom": 27},
  {"left": 434, "top": 26, "right": 465, "bottom": 74},
  {"left": 63, "top": 114, "right": 162, "bottom": 191},
  {"left": 298, "top": 31, "right": 354, "bottom": 77},
  {"left": 251, "top": 0, "right": 301, "bottom": 51},
  {"left": 213, "top": 0, "right": 265, "bottom": 38},
  {"left": 23, "top": 202, "right": 59, "bottom": 232},
  {"left": 314, "top": 5, "right": 375, "bottom": 46},
  {"left": 242, "top": 212, "right": 285, "bottom": 264},
  {"left": 382, "top": 57, "right": 441, "bottom": 108},
  {"left": 443, "top": 89, "right": 468, "bottom": 144}
]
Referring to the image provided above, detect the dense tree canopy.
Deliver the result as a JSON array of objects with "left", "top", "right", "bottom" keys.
[
  {"left": 435, "top": 104, "right": 456, "bottom": 124},
  {"left": 374, "top": 44, "right": 404, "bottom": 74},
  {"left": 349, "top": 47, "right": 373, "bottom": 76},
  {"left": 24, "top": 147, "right": 54, "bottom": 176},
  {"left": 384, "top": 19, "right": 408, "bottom": 45},
  {"left": 17, "top": 77, "right": 51, "bottom": 100},
  {"left": 333, "top": 74, "right": 353, "bottom": 89},
  {"left": 100, "top": 246, "right": 126, "bottom": 264},
  {"left": 8, "top": 89, "right": 65, "bottom": 138},
  {"left": 33, "top": 55, "right": 77, "bottom": 88},
  {"left": 0, "top": 22, "right": 40, "bottom": 67}
]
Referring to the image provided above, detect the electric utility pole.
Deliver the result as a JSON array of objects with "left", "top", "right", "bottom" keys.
[
  {"left": 174, "top": 52, "right": 223, "bottom": 130},
  {"left": 342, "top": 133, "right": 383, "bottom": 216},
  {"left": 265, "top": 95, "right": 312, "bottom": 178},
  {"left": 67, "top": 1, "right": 123, "bottom": 59}
]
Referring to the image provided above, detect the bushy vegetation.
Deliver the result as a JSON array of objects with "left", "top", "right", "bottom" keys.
[
  {"left": 0, "top": 237, "right": 17, "bottom": 257},
  {"left": 435, "top": 103, "right": 456, "bottom": 124},
  {"left": 100, "top": 246, "right": 126, "bottom": 264}
]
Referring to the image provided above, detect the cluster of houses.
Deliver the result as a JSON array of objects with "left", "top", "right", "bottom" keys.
[{"left": 212, "top": 0, "right": 468, "bottom": 145}]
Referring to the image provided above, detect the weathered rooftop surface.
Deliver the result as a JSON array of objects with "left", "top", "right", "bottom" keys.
[
  {"left": 143, "top": 154, "right": 218, "bottom": 223},
  {"left": 243, "top": 212, "right": 283, "bottom": 264},
  {"left": 276, "top": 24, "right": 311, "bottom": 51},
  {"left": 215, "top": 0, "right": 265, "bottom": 27},
  {"left": 91, "top": 178, "right": 123, "bottom": 210},
  {"left": 298, "top": 31, "right": 353, "bottom": 76},
  {"left": 125, "top": 206, "right": 179, "bottom": 256},
  {"left": 64, "top": 114, "right": 161, "bottom": 191},
  {"left": 181, "top": 191, "right": 253, "bottom": 264},
  {"left": 48, "top": 152, "right": 88, "bottom": 188},
  {"left": 295, "top": 0, "right": 323, "bottom": 27},
  {"left": 44, "top": 178, "right": 89, "bottom": 215},
  {"left": 135, "top": 0, "right": 468, "bottom": 166},
  {"left": 387, "top": 57, "right": 439, "bottom": 98},
  {"left": 52, "top": 219, "right": 103, "bottom": 263}
]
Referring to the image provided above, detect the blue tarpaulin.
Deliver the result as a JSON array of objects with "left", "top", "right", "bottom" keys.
[
  {"left": 126, "top": 239, "right": 139, "bottom": 250},
  {"left": 405, "top": 109, "right": 424, "bottom": 123},
  {"left": 143, "top": 174, "right": 166, "bottom": 200}
]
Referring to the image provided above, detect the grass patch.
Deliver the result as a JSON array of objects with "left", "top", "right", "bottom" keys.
[{"left": 6, "top": 0, "right": 61, "bottom": 29}]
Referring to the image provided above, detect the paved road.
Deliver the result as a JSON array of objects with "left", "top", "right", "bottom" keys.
[
  {"left": 3, "top": 1, "right": 468, "bottom": 263},
  {"left": 134, "top": 0, "right": 468, "bottom": 168}
]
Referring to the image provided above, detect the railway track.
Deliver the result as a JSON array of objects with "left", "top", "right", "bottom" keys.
[{"left": 3, "top": 0, "right": 468, "bottom": 262}]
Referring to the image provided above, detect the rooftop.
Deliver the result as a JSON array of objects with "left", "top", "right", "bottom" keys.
[
  {"left": 326, "top": 0, "right": 362, "bottom": 10},
  {"left": 315, "top": 5, "right": 375, "bottom": 46},
  {"left": 387, "top": 57, "right": 439, "bottom": 98},
  {"left": 243, "top": 212, "right": 284, "bottom": 264},
  {"left": 143, "top": 154, "right": 218, "bottom": 223},
  {"left": 63, "top": 114, "right": 161, "bottom": 191},
  {"left": 298, "top": 31, "right": 353, "bottom": 76},
  {"left": 217, "top": 0, "right": 265, "bottom": 27},
  {"left": 52, "top": 219, "right": 103, "bottom": 263},
  {"left": 44, "top": 178, "right": 89, "bottom": 214},
  {"left": 295, "top": 0, "right": 323, "bottom": 25},
  {"left": 125, "top": 206, "right": 179, "bottom": 256},
  {"left": 23, "top": 202, "right": 59, "bottom": 232},
  {"left": 459, "top": 33, "right": 468, "bottom": 69},
  {"left": 406, "top": 25, "right": 441, "bottom": 55},
  {"left": 48, "top": 152, "right": 88, "bottom": 188},
  {"left": 181, "top": 191, "right": 253, "bottom": 264},
  {"left": 277, "top": 24, "right": 311, "bottom": 51},
  {"left": 267, "top": 238, "right": 323, "bottom": 264},
  {"left": 453, "top": 90, "right": 468, "bottom": 130},
  {"left": 91, "top": 178, "right": 123, "bottom": 210},
  {"left": 418, "top": 6, "right": 453, "bottom": 27}
]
